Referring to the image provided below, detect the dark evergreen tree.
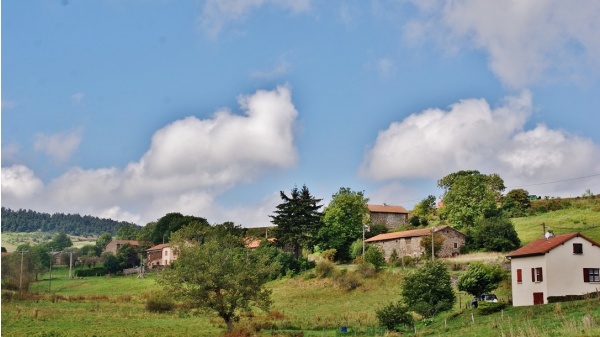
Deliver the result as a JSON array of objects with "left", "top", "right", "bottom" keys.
[{"left": 270, "top": 185, "right": 323, "bottom": 259}]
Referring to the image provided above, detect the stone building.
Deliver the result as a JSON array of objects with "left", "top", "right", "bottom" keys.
[
  {"left": 364, "top": 226, "right": 465, "bottom": 260},
  {"left": 367, "top": 204, "right": 409, "bottom": 229}
]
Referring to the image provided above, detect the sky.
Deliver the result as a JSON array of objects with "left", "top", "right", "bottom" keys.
[{"left": 2, "top": 0, "right": 600, "bottom": 228}]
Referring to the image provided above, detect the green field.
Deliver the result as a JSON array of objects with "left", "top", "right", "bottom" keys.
[
  {"left": 3, "top": 263, "right": 600, "bottom": 337},
  {"left": 1, "top": 232, "right": 96, "bottom": 252}
]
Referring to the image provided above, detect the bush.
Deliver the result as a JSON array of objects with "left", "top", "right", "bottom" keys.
[
  {"left": 376, "top": 301, "right": 413, "bottom": 331},
  {"left": 334, "top": 271, "right": 362, "bottom": 291},
  {"left": 315, "top": 260, "right": 335, "bottom": 278},
  {"left": 146, "top": 296, "right": 175, "bottom": 313},
  {"left": 401, "top": 260, "right": 455, "bottom": 318},
  {"left": 321, "top": 249, "right": 337, "bottom": 262},
  {"left": 477, "top": 302, "right": 506, "bottom": 315},
  {"left": 364, "top": 246, "right": 386, "bottom": 271},
  {"left": 74, "top": 266, "right": 108, "bottom": 277}
]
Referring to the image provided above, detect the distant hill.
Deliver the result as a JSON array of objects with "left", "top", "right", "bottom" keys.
[{"left": 0, "top": 207, "right": 139, "bottom": 236}]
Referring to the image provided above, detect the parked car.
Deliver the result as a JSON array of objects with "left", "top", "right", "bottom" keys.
[{"left": 480, "top": 294, "right": 498, "bottom": 302}]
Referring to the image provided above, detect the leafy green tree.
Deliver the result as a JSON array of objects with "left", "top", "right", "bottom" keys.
[
  {"left": 170, "top": 220, "right": 211, "bottom": 244},
  {"left": 457, "top": 262, "right": 506, "bottom": 298},
  {"left": 317, "top": 187, "right": 369, "bottom": 261},
  {"left": 376, "top": 301, "right": 413, "bottom": 331},
  {"left": 438, "top": 170, "right": 505, "bottom": 228},
  {"left": 157, "top": 235, "right": 274, "bottom": 332},
  {"left": 116, "top": 243, "right": 140, "bottom": 269},
  {"left": 152, "top": 213, "right": 209, "bottom": 245},
  {"left": 211, "top": 221, "right": 247, "bottom": 239},
  {"left": 365, "top": 223, "right": 389, "bottom": 239},
  {"left": 401, "top": 260, "right": 455, "bottom": 318},
  {"left": 102, "top": 253, "right": 120, "bottom": 274},
  {"left": 96, "top": 232, "right": 113, "bottom": 251},
  {"left": 79, "top": 244, "right": 101, "bottom": 257},
  {"left": 50, "top": 232, "right": 73, "bottom": 251},
  {"left": 115, "top": 223, "right": 140, "bottom": 240},
  {"left": 271, "top": 185, "right": 323, "bottom": 259},
  {"left": 413, "top": 195, "right": 437, "bottom": 218},
  {"left": 419, "top": 231, "right": 445, "bottom": 258},
  {"left": 1, "top": 251, "right": 36, "bottom": 291},
  {"left": 364, "top": 246, "right": 386, "bottom": 271},
  {"left": 470, "top": 217, "right": 520, "bottom": 252},
  {"left": 501, "top": 189, "right": 531, "bottom": 217}
]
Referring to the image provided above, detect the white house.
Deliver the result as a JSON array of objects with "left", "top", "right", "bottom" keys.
[
  {"left": 506, "top": 232, "right": 600, "bottom": 306},
  {"left": 146, "top": 243, "right": 178, "bottom": 269}
]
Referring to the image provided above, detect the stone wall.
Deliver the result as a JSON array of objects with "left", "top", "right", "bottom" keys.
[{"left": 370, "top": 212, "right": 408, "bottom": 229}]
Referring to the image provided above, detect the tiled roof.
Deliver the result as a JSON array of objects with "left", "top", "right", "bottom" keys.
[
  {"left": 364, "top": 226, "right": 450, "bottom": 243},
  {"left": 506, "top": 232, "right": 600, "bottom": 258},
  {"left": 146, "top": 243, "right": 170, "bottom": 251},
  {"left": 367, "top": 204, "right": 409, "bottom": 214}
]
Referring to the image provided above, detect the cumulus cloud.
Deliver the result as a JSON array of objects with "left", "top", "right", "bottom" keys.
[
  {"left": 1, "top": 87, "right": 298, "bottom": 226},
  {"left": 360, "top": 91, "right": 600, "bottom": 195},
  {"left": 405, "top": 0, "right": 600, "bottom": 88},
  {"left": 200, "top": 0, "right": 311, "bottom": 37},
  {"left": 33, "top": 129, "right": 83, "bottom": 163}
]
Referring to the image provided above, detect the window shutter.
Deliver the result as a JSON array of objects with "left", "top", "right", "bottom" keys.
[
  {"left": 517, "top": 269, "right": 522, "bottom": 283},
  {"left": 539, "top": 268, "right": 543, "bottom": 282},
  {"left": 584, "top": 268, "right": 590, "bottom": 282},
  {"left": 532, "top": 268, "right": 535, "bottom": 282}
]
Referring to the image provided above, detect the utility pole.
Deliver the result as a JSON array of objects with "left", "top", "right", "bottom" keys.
[
  {"left": 68, "top": 251, "right": 73, "bottom": 279},
  {"left": 431, "top": 226, "right": 435, "bottom": 261},
  {"left": 362, "top": 225, "right": 370, "bottom": 257},
  {"left": 48, "top": 249, "right": 54, "bottom": 293},
  {"left": 17, "top": 249, "right": 29, "bottom": 292},
  {"left": 541, "top": 223, "right": 546, "bottom": 237}
]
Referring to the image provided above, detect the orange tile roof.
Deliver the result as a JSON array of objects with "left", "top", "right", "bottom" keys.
[
  {"left": 146, "top": 243, "right": 170, "bottom": 251},
  {"left": 364, "top": 226, "right": 450, "bottom": 242},
  {"left": 368, "top": 204, "right": 409, "bottom": 214},
  {"left": 506, "top": 232, "right": 600, "bottom": 258}
]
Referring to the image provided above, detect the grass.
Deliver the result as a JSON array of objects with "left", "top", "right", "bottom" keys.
[{"left": 1, "top": 232, "right": 96, "bottom": 252}]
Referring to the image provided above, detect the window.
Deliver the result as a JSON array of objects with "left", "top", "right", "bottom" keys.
[
  {"left": 453, "top": 242, "right": 458, "bottom": 249},
  {"left": 584, "top": 268, "right": 600, "bottom": 282},
  {"left": 531, "top": 267, "right": 543, "bottom": 282},
  {"left": 516, "top": 269, "right": 522, "bottom": 283},
  {"left": 573, "top": 243, "right": 583, "bottom": 254}
]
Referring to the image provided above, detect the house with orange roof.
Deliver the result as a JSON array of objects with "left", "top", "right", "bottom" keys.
[
  {"left": 364, "top": 225, "right": 465, "bottom": 260},
  {"left": 104, "top": 240, "right": 139, "bottom": 255},
  {"left": 146, "top": 243, "right": 178, "bottom": 269},
  {"left": 367, "top": 204, "right": 409, "bottom": 229},
  {"left": 506, "top": 232, "right": 600, "bottom": 306}
]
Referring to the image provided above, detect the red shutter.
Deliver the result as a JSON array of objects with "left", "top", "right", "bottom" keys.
[
  {"left": 538, "top": 268, "right": 543, "bottom": 282},
  {"left": 584, "top": 268, "right": 590, "bottom": 282},
  {"left": 517, "top": 269, "right": 522, "bottom": 283},
  {"left": 532, "top": 268, "right": 535, "bottom": 282}
]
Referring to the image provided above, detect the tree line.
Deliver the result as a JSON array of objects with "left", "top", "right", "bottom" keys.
[{"left": 1, "top": 207, "right": 140, "bottom": 236}]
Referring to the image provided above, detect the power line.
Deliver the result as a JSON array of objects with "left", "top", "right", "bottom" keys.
[{"left": 507, "top": 174, "right": 600, "bottom": 189}]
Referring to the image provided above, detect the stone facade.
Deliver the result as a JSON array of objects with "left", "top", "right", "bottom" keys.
[
  {"left": 365, "top": 226, "right": 465, "bottom": 260},
  {"left": 104, "top": 240, "right": 139, "bottom": 255},
  {"left": 367, "top": 204, "right": 409, "bottom": 230}
]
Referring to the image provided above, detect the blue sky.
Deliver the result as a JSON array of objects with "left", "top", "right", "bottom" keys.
[{"left": 2, "top": 0, "right": 600, "bottom": 227}]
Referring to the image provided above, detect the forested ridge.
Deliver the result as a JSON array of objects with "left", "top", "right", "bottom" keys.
[{"left": 1, "top": 207, "right": 140, "bottom": 236}]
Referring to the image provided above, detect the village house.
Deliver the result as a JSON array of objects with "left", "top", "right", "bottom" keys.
[
  {"left": 364, "top": 225, "right": 465, "bottom": 260},
  {"left": 506, "top": 232, "right": 600, "bottom": 306},
  {"left": 367, "top": 204, "right": 409, "bottom": 229},
  {"left": 104, "top": 240, "right": 139, "bottom": 255},
  {"left": 145, "top": 243, "right": 178, "bottom": 269}
]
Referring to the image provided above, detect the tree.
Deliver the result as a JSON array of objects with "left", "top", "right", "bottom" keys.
[
  {"left": 102, "top": 253, "right": 120, "bottom": 275},
  {"left": 317, "top": 187, "right": 369, "bottom": 261},
  {"left": 401, "top": 260, "right": 455, "bottom": 318},
  {"left": 1, "top": 251, "right": 36, "bottom": 291},
  {"left": 364, "top": 246, "right": 386, "bottom": 271},
  {"left": 376, "top": 301, "right": 413, "bottom": 332},
  {"left": 502, "top": 189, "right": 531, "bottom": 217},
  {"left": 116, "top": 223, "right": 140, "bottom": 240},
  {"left": 151, "top": 213, "right": 209, "bottom": 245},
  {"left": 116, "top": 243, "right": 140, "bottom": 269},
  {"left": 438, "top": 170, "right": 505, "bottom": 228},
  {"left": 419, "top": 231, "right": 445, "bottom": 259},
  {"left": 271, "top": 185, "right": 323, "bottom": 259},
  {"left": 157, "top": 235, "right": 274, "bottom": 332},
  {"left": 457, "top": 262, "right": 506, "bottom": 298},
  {"left": 470, "top": 217, "right": 520, "bottom": 252},
  {"left": 50, "top": 232, "right": 73, "bottom": 251},
  {"left": 413, "top": 195, "right": 437, "bottom": 218},
  {"left": 96, "top": 232, "right": 113, "bottom": 251}
]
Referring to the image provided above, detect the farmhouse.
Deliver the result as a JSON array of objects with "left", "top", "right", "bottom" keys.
[
  {"left": 364, "top": 226, "right": 465, "bottom": 260},
  {"left": 506, "top": 232, "right": 600, "bottom": 306},
  {"left": 104, "top": 240, "right": 139, "bottom": 254},
  {"left": 146, "top": 243, "right": 178, "bottom": 269},
  {"left": 367, "top": 204, "right": 409, "bottom": 229}
]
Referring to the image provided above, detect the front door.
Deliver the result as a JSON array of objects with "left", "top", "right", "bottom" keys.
[{"left": 533, "top": 292, "right": 544, "bottom": 305}]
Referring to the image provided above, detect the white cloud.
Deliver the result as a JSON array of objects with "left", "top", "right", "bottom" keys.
[
  {"left": 1, "top": 86, "right": 299, "bottom": 226},
  {"left": 71, "top": 92, "right": 85, "bottom": 105},
  {"left": 200, "top": 0, "right": 311, "bottom": 38},
  {"left": 250, "top": 60, "right": 291, "bottom": 80},
  {"left": 1, "top": 165, "right": 44, "bottom": 200},
  {"left": 360, "top": 91, "right": 600, "bottom": 196},
  {"left": 406, "top": 0, "right": 600, "bottom": 88},
  {"left": 375, "top": 58, "right": 397, "bottom": 78},
  {"left": 33, "top": 129, "right": 82, "bottom": 163}
]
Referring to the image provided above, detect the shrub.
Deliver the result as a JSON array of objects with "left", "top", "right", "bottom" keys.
[
  {"left": 477, "top": 302, "right": 506, "bottom": 315},
  {"left": 146, "top": 296, "right": 175, "bottom": 313},
  {"left": 334, "top": 271, "right": 362, "bottom": 291},
  {"left": 364, "top": 246, "right": 386, "bottom": 271},
  {"left": 401, "top": 260, "right": 455, "bottom": 318},
  {"left": 74, "top": 266, "right": 108, "bottom": 277},
  {"left": 315, "top": 260, "right": 335, "bottom": 278},
  {"left": 376, "top": 301, "right": 413, "bottom": 331},
  {"left": 355, "top": 263, "right": 376, "bottom": 278},
  {"left": 321, "top": 249, "right": 337, "bottom": 262}
]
